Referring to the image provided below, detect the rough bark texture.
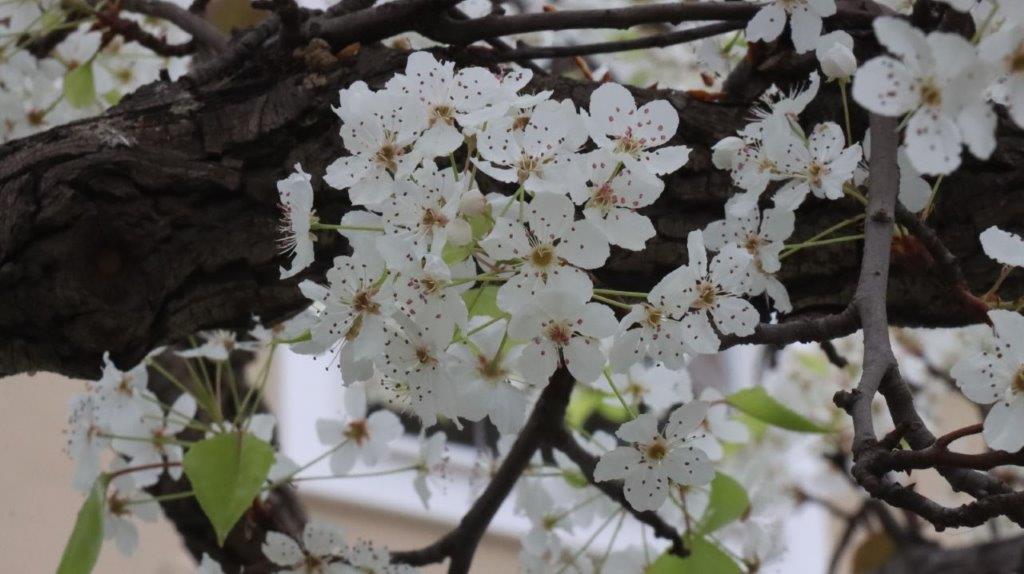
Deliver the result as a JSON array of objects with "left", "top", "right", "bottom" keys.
[{"left": 2, "top": 44, "right": 1022, "bottom": 380}]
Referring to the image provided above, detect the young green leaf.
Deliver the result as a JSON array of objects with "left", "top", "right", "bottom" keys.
[
  {"left": 183, "top": 432, "right": 275, "bottom": 545},
  {"left": 726, "top": 387, "right": 832, "bottom": 433},
  {"left": 696, "top": 472, "right": 749, "bottom": 534},
  {"left": 57, "top": 476, "right": 108, "bottom": 574},
  {"left": 565, "top": 386, "right": 603, "bottom": 430},
  {"left": 462, "top": 285, "right": 503, "bottom": 319},
  {"left": 64, "top": 63, "right": 96, "bottom": 109},
  {"left": 646, "top": 536, "right": 741, "bottom": 574}
]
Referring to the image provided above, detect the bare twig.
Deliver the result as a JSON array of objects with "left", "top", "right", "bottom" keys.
[{"left": 121, "top": 0, "right": 229, "bottom": 53}]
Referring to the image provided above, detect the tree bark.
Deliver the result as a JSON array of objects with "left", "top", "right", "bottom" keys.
[{"left": 2, "top": 44, "right": 1021, "bottom": 380}]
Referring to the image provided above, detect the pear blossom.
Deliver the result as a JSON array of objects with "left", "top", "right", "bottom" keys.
[
  {"left": 674, "top": 231, "right": 760, "bottom": 353},
  {"left": 308, "top": 253, "right": 393, "bottom": 367},
  {"left": 386, "top": 52, "right": 465, "bottom": 161},
  {"left": 609, "top": 276, "right": 695, "bottom": 373},
  {"left": 852, "top": 17, "right": 996, "bottom": 175},
  {"left": 315, "top": 382, "right": 404, "bottom": 475},
  {"left": 980, "top": 25, "right": 1024, "bottom": 128},
  {"left": 377, "top": 163, "right": 466, "bottom": 267},
  {"left": 980, "top": 226, "right": 1024, "bottom": 267},
  {"left": 475, "top": 98, "right": 588, "bottom": 197},
  {"left": 594, "top": 401, "right": 714, "bottom": 511},
  {"left": 816, "top": 31, "right": 857, "bottom": 80},
  {"left": 741, "top": 72, "right": 821, "bottom": 141},
  {"left": 767, "top": 121, "right": 862, "bottom": 209},
  {"left": 277, "top": 163, "right": 316, "bottom": 279},
  {"left": 508, "top": 289, "right": 617, "bottom": 385},
  {"left": 388, "top": 255, "right": 471, "bottom": 343},
  {"left": 324, "top": 81, "right": 427, "bottom": 205},
  {"left": 66, "top": 394, "right": 111, "bottom": 491},
  {"left": 88, "top": 351, "right": 150, "bottom": 434},
  {"left": 375, "top": 316, "right": 456, "bottom": 426},
  {"left": 111, "top": 391, "right": 197, "bottom": 487},
  {"left": 584, "top": 82, "right": 691, "bottom": 183},
  {"left": 177, "top": 330, "right": 262, "bottom": 362},
  {"left": 412, "top": 431, "right": 448, "bottom": 508},
  {"left": 262, "top": 521, "right": 347, "bottom": 574},
  {"left": 746, "top": 0, "right": 837, "bottom": 54},
  {"left": 607, "top": 362, "right": 694, "bottom": 415},
  {"left": 104, "top": 464, "right": 161, "bottom": 556},
  {"left": 481, "top": 193, "right": 608, "bottom": 312},
  {"left": 691, "top": 388, "right": 750, "bottom": 461},
  {"left": 341, "top": 540, "right": 417, "bottom": 574},
  {"left": 571, "top": 150, "right": 663, "bottom": 250},
  {"left": 704, "top": 206, "right": 796, "bottom": 313},
  {"left": 451, "top": 319, "right": 530, "bottom": 434},
  {"left": 515, "top": 480, "right": 575, "bottom": 559},
  {"left": 451, "top": 65, "right": 551, "bottom": 128},
  {"left": 952, "top": 311, "right": 1024, "bottom": 452}
]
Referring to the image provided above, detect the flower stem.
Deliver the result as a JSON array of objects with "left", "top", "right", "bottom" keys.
[
  {"left": 311, "top": 223, "right": 385, "bottom": 233},
  {"left": 593, "top": 288, "right": 649, "bottom": 299},
  {"left": 603, "top": 368, "right": 636, "bottom": 419},
  {"left": 838, "top": 79, "right": 853, "bottom": 146},
  {"left": 780, "top": 234, "right": 865, "bottom": 259},
  {"left": 592, "top": 293, "right": 633, "bottom": 310}
]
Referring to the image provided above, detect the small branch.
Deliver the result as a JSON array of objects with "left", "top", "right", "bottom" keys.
[
  {"left": 121, "top": 0, "right": 229, "bottom": 53},
  {"left": 549, "top": 427, "right": 687, "bottom": 557},
  {"left": 391, "top": 368, "right": 577, "bottom": 573},
  {"left": 479, "top": 21, "right": 742, "bottom": 62}
]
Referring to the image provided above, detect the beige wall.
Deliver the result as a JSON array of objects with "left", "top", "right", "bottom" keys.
[{"left": 0, "top": 373, "right": 519, "bottom": 573}]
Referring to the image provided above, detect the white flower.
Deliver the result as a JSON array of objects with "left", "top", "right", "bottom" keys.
[
  {"left": 197, "top": 554, "right": 224, "bottom": 574},
  {"left": 315, "top": 382, "right": 404, "bottom": 475},
  {"left": 481, "top": 193, "right": 608, "bottom": 312},
  {"left": 341, "top": 540, "right": 417, "bottom": 574},
  {"left": 767, "top": 121, "right": 862, "bottom": 209},
  {"left": 66, "top": 394, "right": 110, "bottom": 491},
  {"left": 177, "top": 330, "right": 261, "bottom": 362},
  {"left": 952, "top": 310, "right": 1024, "bottom": 451},
  {"left": 451, "top": 65, "right": 551, "bottom": 128},
  {"left": 691, "top": 388, "right": 750, "bottom": 461},
  {"left": 515, "top": 481, "right": 574, "bottom": 559},
  {"left": 104, "top": 464, "right": 160, "bottom": 557},
  {"left": 980, "top": 25, "right": 1024, "bottom": 127},
  {"left": 324, "top": 81, "right": 427, "bottom": 205},
  {"left": 111, "top": 392, "right": 197, "bottom": 487},
  {"left": 375, "top": 316, "right": 455, "bottom": 426},
  {"left": 451, "top": 318, "right": 530, "bottom": 434},
  {"left": 815, "top": 31, "right": 857, "bottom": 80},
  {"left": 89, "top": 352, "right": 150, "bottom": 434},
  {"left": 609, "top": 362, "right": 694, "bottom": 416},
  {"left": 980, "top": 226, "right": 1024, "bottom": 267},
  {"left": 704, "top": 206, "right": 795, "bottom": 313},
  {"left": 308, "top": 253, "right": 393, "bottom": 368},
  {"left": 377, "top": 163, "right": 466, "bottom": 267},
  {"left": 609, "top": 278, "right": 695, "bottom": 373},
  {"left": 508, "top": 289, "right": 617, "bottom": 385},
  {"left": 857, "top": 136, "right": 932, "bottom": 212},
  {"left": 412, "top": 431, "right": 447, "bottom": 508},
  {"left": 585, "top": 82, "right": 691, "bottom": 183},
  {"left": 388, "top": 255, "right": 471, "bottom": 343},
  {"left": 675, "top": 231, "right": 760, "bottom": 353},
  {"left": 278, "top": 163, "right": 316, "bottom": 279},
  {"left": 386, "top": 52, "right": 465, "bottom": 161},
  {"left": 475, "top": 99, "right": 588, "bottom": 197},
  {"left": 746, "top": 0, "right": 837, "bottom": 54},
  {"left": 741, "top": 72, "right": 821, "bottom": 141},
  {"left": 262, "top": 521, "right": 346, "bottom": 574},
  {"left": 594, "top": 402, "right": 714, "bottom": 512},
  {"left": 571, "top": 150, "right": 663, "bottom": 250},
  {"left": 852, "top": 17, "right": 995, "bottom": 175}
]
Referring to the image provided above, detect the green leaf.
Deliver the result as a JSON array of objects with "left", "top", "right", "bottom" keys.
[
  {"left": 462, "top": 285, "right": 503, "bottom": 319},
  {"left": 696, "top": 472, "right": 749, "bottom": 534},
  {"left": 565, "top": 386, "right": 603, "bottom": 430},
  {"left": 101, "top": 89, "right": 123, "bottom": 106},
  {"left": 64, "top": 62, "right": 96, "bottom": 109},
  {"left": 183, "top": 432, "right": 275, "bottom": 545},
  {"left": 646, "top": 537, "right": 741, "bottom": 574},
  {"left": 561, "top": 469, "right": 588, "bottom": 489},
  {"left": 726, "top": 387, "right": 832, "bottom": 433},
  {"left": 595, "top": 400, "right": 631, "bottom": 423},
  {"left": 442, "top": 242, "right": 474, "bottom": 265},
  {"left": 57, "top": 476, "right": 108, "bottom": 574}
]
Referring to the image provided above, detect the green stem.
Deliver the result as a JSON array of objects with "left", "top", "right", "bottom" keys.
[
  {"left": 265, "top": 439, "right": 350, "bottom": 490},
  {"left": 920, "top": 175, "right": 944, "bottom": 222},
  {"left": 592, "top": 293, "right": 633, "bottom": 310},
  {"left": 779, "top": 214, "right": 865, "bottom": 258},
  {"left": 838, "top": 79, "right": 853, "bottom": 146},
  {"left": 603, "top": 368, "right": 636, "bottom": 419},
  {"left": 593, "top": 288, "right": 649, "bottom": 299},
  {"left": 780, "top": 234, "right": 865, "bottom": 259},
  {"left": 556, "top": 509, "right": 623, "bottom": 574},
  {"left": 311, "top": 223, "right": 385, "bottom": 233},
  {"left": 126, "top": 490, "right": 195, "bottom": 506},
  {"left": 287, "top": 465, "right": 419, "bottom": 483}
]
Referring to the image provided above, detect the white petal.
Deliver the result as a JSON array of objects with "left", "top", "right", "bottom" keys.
[
  {"left": 983, "top": 401, "right": 1024, "bottom": 452},
  {"left": 711, "top": 296, "right": 759, "bottom": 336},
  {"left": 594, "top": 446, "right": 642, "bottom": 482},
  {"left": 746, "top": 4, "right": 787, "bottom": 44},
  {"left": 623, "top": 465, "right": 670, "bottom": 512},
  {"left": 262, "top": 532, "right": 302, "bottom": 567},
  {"left": 640, "top": 145, "right": 691, "bottom": 176},
  {"left": 663, "top": 447, "right": 715, "bottom": 486},
  {"left": 557, "top": 219, "right": 609, "bottom": 269},
  {"left": 852, "top": 57, "right": 916, "bottom": 116},
  {"left": 904, "top": 109, "right": 962, "bottom": 176},
  {"left": 981, "top": 227, "right": 1024, "bottom": 267},
  {"left": 789, "top": 7, "right": 823, "bottom": 54},
  {"left": 664, "top": 401, "right": 708, "bottom": 441},
  {"left": 519, "top": 340, "right": 559, "bottom": 385},
  {"left": 958, "top": 102, "right": 997, "bottom": 160},
  {"left": 303, "top": 521, "right": 346, "bottom": 557},
  {"left": 564, "top": 337, "right": 607, "bottom": 383}
]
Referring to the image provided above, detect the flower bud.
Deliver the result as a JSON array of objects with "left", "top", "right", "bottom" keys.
[
  {"left": 459, "top": 188, "right": 487, "bottom": 216},
  {"left": 815, "top": 31, "right": 857, "bottom": 81},
  {"left": 447, "top": 219, "right": 473, "bottom": 246}
]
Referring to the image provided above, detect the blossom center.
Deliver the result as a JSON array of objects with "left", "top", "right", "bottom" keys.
[
  {"left": 807, "top": 161, "right": 828, "bottom": 186},
  {"left": 108, "top": 493, "right": 130, "bottom": 517},
  {"left": 421, "top": 207, "right": 450, "bottom": 229},
  {"left": 1010, "top": 42, "right": 1024, "bottom": 74},
  {"left": 516, "top": 155, "right": 541, "bottom": 182},
  {"left": 544, "top": 321, "right": 573, "bottom": 347},
  {"left": 1013, "top": 367, "right": 1024, "bottom": 394},
  {"left": 345, "top": 419, "right": 369, "bottom": 445},
  {"left": 429, "top": 104, "right": 455, "bottom": 127},
  {"left": 644, "top": 305, "right": 664, "bottom": 327},
  {"left": 743, "top": 232, "right": 765, "bottom": 254},
  {"left": 530, "top": 243, "right": 556, "bottom": 268},
  {"left": 352, "top": 288, "right": 381, "bottom": 314},
  {"left": 644, "top": 438, "right": 669, "bottom": 461},
  {"left": 919, "top": 80, "right": 942, "bottom": 108},
  {"left": 692, "top": 281, "right": 718, "bottom": 309},
  {"left": 476, "top": 356, "right": 508, "bottom": 382},
  {"left": 415, "top": 346, "right": 437, "bottom": 366},
  {"left": 591, "top": 183, "right": 618, "bottom": 210},
  {"left": 374, "top": 142, "right": 400, "bottom": 172},
  {"left": 614, "top": 132, "right": 643, "bottom": 156}
]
